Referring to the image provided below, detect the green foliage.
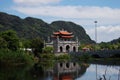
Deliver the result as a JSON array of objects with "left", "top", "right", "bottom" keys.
[
  {"left": 42, "top": 46, "right": 54, "bottom": 53},
  {"left": 79, "top": 53, "right": 91, "bottom": 60},
  {"left": 0, "top": 66, "right": 32, "bottom": 80},
  {"left": 0, "top": 24, "right": 3, "bottom": 28},
  {"left": 51, "top": 21, "right": 94, "bottom": 44},
  {"left": 110, "top": 37, "right": 120, "bottom": 44},
  {"left": 0, "top": 37, "right": 7, "bottom": 48},
  {"left": 20, "top": 39, "right": 32, "bottom": 48},
  {"left": 31, "top": 37, "right": 44, "bottom": 54},
  {"left": 98, "top": 40, "right": 120, "bottom": 50},
  {"left": 0, "top": 30, "right": 20, "bottom": 51},
  {"left": 40, "top": 54, "right": 55, "bottom": 60},
  {"left": 39, "top": 54, "right": 55, "bottom": 69},
  {"left": 0, "top": 12, "right": 94, "bottom": 44},
  {"left": 55, "top": 54, "right": 71, "bottom": 61},
  {"left": 70, "top": 53, "right": 91, "bottom": 62},
  {"left": 99, "top": 42, "right": 109, "bottom": 49},
  {"left": 78, "top": 44, "right": 85, "bottom": 50},
  {"left": 0, "top": 49, "right": 35, "bottom": 66}
]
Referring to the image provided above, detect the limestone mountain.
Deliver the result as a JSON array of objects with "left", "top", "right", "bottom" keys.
[
  {"left": 50, "top": 21, "right": 93, "bottom": 43},
  {"left": 0, "top": 12, "right": 94, "bottom": 44}
]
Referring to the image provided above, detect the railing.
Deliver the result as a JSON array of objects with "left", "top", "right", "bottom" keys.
[{"left": 59, "top": 41, "right": 77, "bottom": 44}]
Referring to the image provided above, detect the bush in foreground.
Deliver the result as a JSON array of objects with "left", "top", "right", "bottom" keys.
[{"left": 0, "top": 49, "right": 35, "bottom": 66}]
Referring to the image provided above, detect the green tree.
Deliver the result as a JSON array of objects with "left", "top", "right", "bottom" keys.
[
  {"left": 42, "top": 46, "right": 53, "bottom": 53},
  {"left": 0, "top": 37, "right": 7, "bottom": 49},
  {"left": 99, "top": 42, "right": 110, "bottom": 49},
  {"left": 0, "top": 30, "right": 19, "bottom": 51},
  {"left": 31, "top": 37, "right": 44, "bottom": 56},
  {"left": 78, "top": 44, "right": 85, "bottom": 50},
  {"left": 117, "top": 43, "right": 120, "bottom": 49},
  {"left": 20, "top": 39, "right": 32, "bottom": 48}
]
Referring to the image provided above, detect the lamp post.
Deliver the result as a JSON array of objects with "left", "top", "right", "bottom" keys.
[
  {"left": 94, "top": 21, "right": 97, "bottom": 44},
  {"left": 94, "top": 21, "right": 98, "bottom": 80}
]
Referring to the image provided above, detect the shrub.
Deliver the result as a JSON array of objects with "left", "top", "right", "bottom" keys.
[
  {"left": 55, "top": 54, "right": 71, "bottom": 61},
  {"left": 38, "top": 54, "right": 55, "bottom": 69},
  {"left": 79, "top": 53, "right": 91, "bottom": 60},
  {"left": 0, "top": 49, "right": 35, "bottom": 66}
]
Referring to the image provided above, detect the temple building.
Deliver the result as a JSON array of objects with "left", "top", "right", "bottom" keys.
[{"left": 45, "top": 29, "right": 79, "bottom": 53}]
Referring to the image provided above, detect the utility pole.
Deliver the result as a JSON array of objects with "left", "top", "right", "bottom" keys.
[
  {"left": 94, "top": 21, "right": 97, "bottom": 44},
  {"left": 94, "top": 21, "right": 98, "bottom": 80}
]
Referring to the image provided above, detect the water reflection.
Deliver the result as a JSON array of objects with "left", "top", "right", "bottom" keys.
[
  {"left": 76, "top": 64, "right": 120, "bottom": 80},
  {"left": 0, "top": 61, "right": 119, "bottom": 80},
  {"left": 53, "top": 62, "right": 88, "bottom": 80},
  {"left": 0, "top": 65, "right": 32, "bottom": 80}
]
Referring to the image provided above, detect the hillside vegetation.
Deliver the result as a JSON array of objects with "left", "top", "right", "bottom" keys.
[{"left": 0, "top": 12, "right": 94, "bottom": 44}]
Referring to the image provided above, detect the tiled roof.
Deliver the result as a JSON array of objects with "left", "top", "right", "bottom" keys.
[{"left": 53, "top": 30, "right": 72, "bottom": 35}]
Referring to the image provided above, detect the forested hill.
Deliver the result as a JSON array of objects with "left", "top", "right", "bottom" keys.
[
  {"left": 50, "top": 21, "right": 93, "bottom": 43},
  {"left": 0, "top": 12, "right": 94, "bottom": 44},
  {"left": 110, "top": 37, "right": 120, "bottom": 44}
]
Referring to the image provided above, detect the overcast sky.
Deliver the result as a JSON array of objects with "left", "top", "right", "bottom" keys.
[{"left": 0, "top": 0, "right": 120, "bottom": 43}]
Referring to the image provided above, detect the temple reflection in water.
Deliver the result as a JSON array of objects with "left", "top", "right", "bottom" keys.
[
  {"left": 1, "top": 61, "right": 119, "bottom": 80},
  {"left": 53, "top": 62, "right": 88, "bottom": 80}
]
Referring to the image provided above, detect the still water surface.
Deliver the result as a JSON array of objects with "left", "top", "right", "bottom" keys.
[
  {"left": 76, "top": 64, "right": 120, "bottom": 80},
  {"left": 0, "top": 62, "right": 120, "bottom": 80}
]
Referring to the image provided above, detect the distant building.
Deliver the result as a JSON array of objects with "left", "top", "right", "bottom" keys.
[{"left": 45, "top": 29, "right": 79, "bottom": 53}]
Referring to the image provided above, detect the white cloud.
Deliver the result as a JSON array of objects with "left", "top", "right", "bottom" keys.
[
  {"left": 12, "top": 0, "right": 120, "bottom": 42},
  {"left": 13, "top": 0, "right": 61, "bottom": 5},
  {"left": 13, "top": 6, "right": 120, "bottom": 19},
  {"left": 86, "top": 25, "right": 120, "bottom": 42}
]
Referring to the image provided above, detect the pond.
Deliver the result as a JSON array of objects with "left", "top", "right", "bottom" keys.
[
  {"left": 0, "top": 61, "right": 120, "bottom": 80},
  {"left": 76, "top": 64, "right": 120, "bottom": 80}
]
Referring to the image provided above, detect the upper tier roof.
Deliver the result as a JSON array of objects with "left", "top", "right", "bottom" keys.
[{"left": 53, "top": 30, "right": 72, "bottom": 35}]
